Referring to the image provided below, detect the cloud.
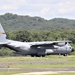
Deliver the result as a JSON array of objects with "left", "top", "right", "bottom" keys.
[
  {"left": 0, "top": 0, "right": 75, "bottom": 19},
  {"left": 40, "top": 8, "right": 50, "bottom": 16},
  {"left": 0, "top": 0, "right": 28, "bottom": 11},
  {"left": 0, "top": 5, "right": 18, "bottom": 11},
  {"left": 57, "top": 1, "right": 75, "bottom": 14}
]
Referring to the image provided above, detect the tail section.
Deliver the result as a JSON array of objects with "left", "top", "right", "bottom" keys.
[{"left": 0, "top": 23, "right": 8, "bottom": 44}]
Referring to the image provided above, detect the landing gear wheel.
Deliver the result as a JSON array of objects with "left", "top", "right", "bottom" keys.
[
  {"left": 31, "top": 55, "right": 35, "bottom": 57},
  {"left": 36, "top": 55, "right": 41, "bottom": 57},
  {"left": 63, "top": 54, "right": 67, "bottom": 56},
  {"left": 42, "top": 55, "right": 45, "bottom": 57}
]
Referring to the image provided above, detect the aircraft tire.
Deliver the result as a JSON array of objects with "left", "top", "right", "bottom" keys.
[
  {"left": 36, "top": 55, "right": 41, "bottom": 57},
  {"left": 42, "top": 55, "right": 45, "bottom": 57},
  {"left": 63, "top": 54, "right": 67, "bottom": 56},
  {"left": 31, "top": 55, "right": 35, "bottom": 57}
]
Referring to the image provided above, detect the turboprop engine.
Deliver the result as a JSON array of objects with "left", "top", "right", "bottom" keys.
[{"left": 56, "top": 42, "right": 66, "bottom": 46}]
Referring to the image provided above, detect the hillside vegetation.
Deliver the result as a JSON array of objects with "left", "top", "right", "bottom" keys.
[
  {"left": 0, "top": 13, "right": 75, "bottom": 31},
  {"left": 0, "top": 13, "right": 75, "bottom": 56},
  {"left": 0, "top": 30, "right": 75, "bottom": 56}
]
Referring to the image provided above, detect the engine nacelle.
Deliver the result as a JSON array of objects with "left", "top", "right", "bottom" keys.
[{"left": 57, "top": 42, "right": 66, "bottom": 46}]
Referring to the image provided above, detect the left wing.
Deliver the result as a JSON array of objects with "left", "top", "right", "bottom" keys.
[{"left": 30, "top": 41, "right": 67, "bottom": 48}]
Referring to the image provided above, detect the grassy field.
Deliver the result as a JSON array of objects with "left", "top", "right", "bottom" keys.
[
  {"left": 0, "top": 55, "right": 75, "bottom": 68},
  {"left": 0, "top": 55, "right": 75, "bottom": 75},
  {"left": 0, "top": 72, "right": 21, "bottom": 75},
  {"left": 0, "top": 55, "right": 75, "bottom": 62}
]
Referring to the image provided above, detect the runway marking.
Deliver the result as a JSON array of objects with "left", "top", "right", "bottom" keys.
[
  {"left": 12, "top": 71, "right": 75, "bottom": 75},
  {"left": 12, "top": 71, "right": 58, "bottom": 75}
]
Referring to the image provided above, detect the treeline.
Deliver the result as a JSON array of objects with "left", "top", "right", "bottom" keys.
[
  {"left": 7, "top": 30, "right": 75, "bottom": 55},
  {"left": 7, "top": 30, "right": 75, "bottom": 43},
  {"left": 0, "top": 30, "right": 75, "bottom": 56},
  {"left": 0, "top": 13, "right": 75, "bottom": 56}
]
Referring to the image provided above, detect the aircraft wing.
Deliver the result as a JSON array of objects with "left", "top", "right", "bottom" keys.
[
  {"left": 30, "top": 41, "right": 67, "bottom": 47},
  {"left": 0, "top": 42, "right": 9, "bottom": 45},
  {"left": 31, "top": 41, "right": 71, "bottom": 47}
]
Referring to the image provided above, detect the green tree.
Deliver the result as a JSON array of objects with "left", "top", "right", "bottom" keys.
[
  {"left": 0, "top": 48, "right": 14, "bottom": 56},
  {"left": 15, "top": 30, "right": 32, "bottom": 42}
]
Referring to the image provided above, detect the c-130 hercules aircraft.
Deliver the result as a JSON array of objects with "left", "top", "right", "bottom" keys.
[{"left": 0, "top": 23, "right": 74, "bottom": 57}]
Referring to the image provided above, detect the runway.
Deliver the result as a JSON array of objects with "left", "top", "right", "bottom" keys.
[
  {"left": 12, "top": 71, "right": 75, "bottom": 75},
  {"left": 0, "top": 68, "right": 75, "bottom": 72}
]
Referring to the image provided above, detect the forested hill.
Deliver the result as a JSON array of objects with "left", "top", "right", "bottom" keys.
[{"left": 0, "top": 13, "right": 75, "bottom": 31}]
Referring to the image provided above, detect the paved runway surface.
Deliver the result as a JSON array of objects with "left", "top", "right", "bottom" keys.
[
  {"left": 0, "top": 68, "right": 75, "bottom": 72},
  {"left": 12, "top": 71, "right": 75, "bottom": 75}
]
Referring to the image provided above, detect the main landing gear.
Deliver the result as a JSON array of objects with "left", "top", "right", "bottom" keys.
[{"left": 31, "top": 55, "right": 45, "bottom": 57}]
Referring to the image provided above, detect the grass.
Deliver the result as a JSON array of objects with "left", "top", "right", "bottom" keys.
[
  {"left": 0, "top": 55, "right": 75, "bottom": 62},
  {"left": 9, "top": 62, "right": 75, "bottom": 68},
  {"left": 0, "top": 55, "right": 75, "bottom": 75},
  {"left": 0, "top": 55, "right": 74, "bottom": 68},
  {"left": 0, "top": 72, "right": 22, "bottom": 75}
]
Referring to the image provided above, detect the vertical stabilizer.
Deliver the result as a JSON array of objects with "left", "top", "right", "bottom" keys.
[{"left": 0, "top": 23, "right": 8, "bottom": 44}]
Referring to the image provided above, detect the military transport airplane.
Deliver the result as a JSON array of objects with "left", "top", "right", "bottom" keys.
[{"left": 0, "top": 23, "right": 74, "bottom": 57}]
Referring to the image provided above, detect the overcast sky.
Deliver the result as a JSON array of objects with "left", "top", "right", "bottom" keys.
[{"left": 0, "top": 0, "right": 75, "bottom": 20}]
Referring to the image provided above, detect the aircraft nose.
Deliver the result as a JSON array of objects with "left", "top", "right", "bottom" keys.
[{"left": 71, "top": 48, "right": 74, "bottom": 52}]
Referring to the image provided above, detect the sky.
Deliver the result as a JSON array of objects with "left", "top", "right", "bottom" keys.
[{"left": 0, "top": 0, "right": 75, "bottom": 20}]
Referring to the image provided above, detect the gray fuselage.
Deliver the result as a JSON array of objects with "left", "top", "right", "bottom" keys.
[{"left": 6, "top": 40, "right": 74, "bottom": 56}]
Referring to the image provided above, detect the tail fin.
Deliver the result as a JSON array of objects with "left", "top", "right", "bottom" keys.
[{"left": 0, "top": 23, "right": 8, "bottom": 44}]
